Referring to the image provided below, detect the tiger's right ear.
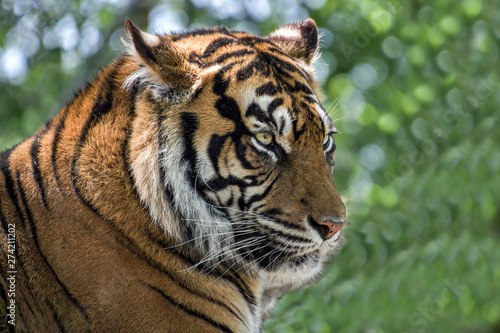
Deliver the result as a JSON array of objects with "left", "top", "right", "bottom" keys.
[
  {"left": 123, "top": 19, "right": 199, "bottom": 102},
  {"left": 267, "top": 18, "right": 319, "bottom": 65}
]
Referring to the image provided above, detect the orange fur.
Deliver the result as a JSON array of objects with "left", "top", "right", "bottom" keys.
[{"left": 0, "top": 19, "right": 345, "bottom": 332}]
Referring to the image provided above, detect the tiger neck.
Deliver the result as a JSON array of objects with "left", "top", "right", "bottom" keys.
[{"left": 126, "top": 87, "right": 293, "bottom": 329}]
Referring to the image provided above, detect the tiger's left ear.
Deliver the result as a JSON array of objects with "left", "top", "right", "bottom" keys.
[
  {"left": 267, "top": 18, "right": 319, "bottom": 65},
  {"left": 123, "top": 19, "right": 199, "bottom": 102}
]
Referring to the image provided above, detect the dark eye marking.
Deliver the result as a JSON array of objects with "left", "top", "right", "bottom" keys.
[
  {"left": 246, "top": 103, "right": 271, "bottom": 124},
  {"left": 256, "top": 82, "right": 279, "bottom": 96},
  {"left": 267, "top": 98, "right": 284, "bottom": 115}
]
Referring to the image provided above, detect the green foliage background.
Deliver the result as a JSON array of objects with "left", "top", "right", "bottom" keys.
[{"left": 1, "top": 0, "right": 499, "bottom": 332}]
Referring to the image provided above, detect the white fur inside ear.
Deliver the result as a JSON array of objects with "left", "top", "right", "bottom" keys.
[
  {"left": 122, "top": 66, "right": 157, "bottom": 91},
  {"left": 141, "top": 31, "right": 161, "bottom": 46},
  {"left": 122, "top": 30, "right": 161, "bottom": 58},
  {"left": 121, "top": 31, "right": 166, "bottom": 95},
  {"left": 270, "top": 27, "right": 302, "bottom": 39}
]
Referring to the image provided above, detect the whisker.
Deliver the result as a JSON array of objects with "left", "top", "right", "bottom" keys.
[
  {"left": 209, "top": 241, "right": 269, "bottom": 282},
  {"left": 184, "top": 235, "right": 266, "bottom": 273},
  {"left": 240, "top": 236, "right": 291, "bottom": 278},
  {"left": 198, "top": 236, "right": 267, "bottom": 276},
  {"left": 164, "top": 228, "right": 255, "bottom": 250},
  {"left": 232, "top": 239, "right": 278, "bottom": 278},
  {"left": 185, "top": 229, "right": 258, "bottom": 256},
  {"left": 256, "top": 235, "right": 302, "bottom": 275},
  {"left": 331, "top": 116, "right": 347, "bottom": 122},
  {"left": 326, "top": 95, "right": 344, "bottom": 117},
  {"left": 338, "top": 176, "right": 352, "bottom": 193}
]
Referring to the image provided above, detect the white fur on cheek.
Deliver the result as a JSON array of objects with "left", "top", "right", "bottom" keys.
[
  {"left": 129, "top": 107, "right": 183, "bottom": 241},
  {"left": 156, "top": 116, "right": 236, "bottom": 265}
]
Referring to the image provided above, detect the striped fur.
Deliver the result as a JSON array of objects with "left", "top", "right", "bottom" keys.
[{"left": 0, "top": 19, "right": 346, "bottom": 332}]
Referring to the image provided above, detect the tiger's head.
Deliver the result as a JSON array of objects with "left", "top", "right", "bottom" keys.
[{"left": 125, "top": 19, "right": 346, "bottom": 294}]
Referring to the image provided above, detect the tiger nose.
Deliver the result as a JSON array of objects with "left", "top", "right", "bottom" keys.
[{"left": 310, "top": 218, "right": 345, "bottom": 240}]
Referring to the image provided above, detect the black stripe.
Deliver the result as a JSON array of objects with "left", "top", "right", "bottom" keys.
[
  {"left": 15, "top": 171, "right": 90, "bottom": 323},
  {"left": 2, "top": 204, "right": 68, "bottom": 331},
  {"left": 121, "top": 85, "right": 139, "bottom": 195},
  {"left": 263, "top": 216, "right": 305, "bottom": 232},
  {"left": 51, "top": 106, "right": 69, "bottom": 189},
  {"left": 245, "top": 102, "right": 270, "bottom": 124},
  {"left": 0, "top": 155, "right": 44, "bottom": 332},
  {"left": 235, "top": 140, "right": 257, "bottom": 170},
  {"left": 295, "top": 81, "right": 313, "bottom": 95},
  {"left": 207, "top": 134, "right": 230, "bottom": 174},
  {"left": 239, "top": 36, "right": 275, "bottom": 47},
  {"left": 51, "top": 80, "right": 94, "bottom": 190},
  {"left": 143, "top": 282, "right": 235, "bottom": 333},
  {"left": 236, "top": 59, "right": 266, "bottom": 81},
  {"left": 267, "top": 98, "right": 284, "bottom": 115},
  {"left": 244, "top": 176, "right": 278, "bottom": 210},
  {"left": 213, "top": 80, "right": 257, "bottom": 172},
  {"left": 195, "top": 36, "right": 276, "bottom": 61},
  {"left": 56, "top": 59, "right": 257, "bottom": 319},
  {"left": 244, "top": 50, "right": 308, "bottom": 83},
  {"left": 260, "top": 223, "right": 312, "bottom": 244},
  {"left": 156, "top": 105, "right": 180, "bottom": 217},
  {"left": 30, "top": 133, "right": 49, "bottom": 208},
  {"left": 171, "top": 26, "right": 234, "bottom": 42},
  {"left": 69, "top": 62, "right": 121, "bottom": 198},
  {"left": 292, "top": 110, "right": 306, "bottom": 141},
  {"left": 205, "top": 49, "right": 255, "bottom": 68},
  {"left": 220, "top": 268, "right": 257, "bottom": 309},
  {"left": 0, "top": 190, "right": 9, "bottom": 235},
  {"left": 0, "top": 190, "right": 47, "bottom": 330},
  {"left": 158, "top": 121, "right": 258, "bottom": 310},
  {"left": 0, "top": 148, "right": 26, "bottom": 230},
  {"left": 213, "top": 71, "right": 230, "bottom": 96},
  {"left": 198, "top": 37, "right": 236, "bottom": 59},
  {"left": 267, "top": 47, "right": 309, "bottom": 80},
  {"left": 255, "top": 81, "right": 280, "bottom": 96},
  {"left": 180, "top": 112, "right": 200, "bottom": 190}
]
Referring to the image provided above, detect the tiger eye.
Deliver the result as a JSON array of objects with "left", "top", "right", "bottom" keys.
[
  {"left": 323, "top": 135, "right": 331, "bottom": 148},
  {"left": 255, "top": 132, "right": 273, "bottom": 146}
]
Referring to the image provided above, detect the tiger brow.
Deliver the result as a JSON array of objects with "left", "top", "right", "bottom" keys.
[
  {"left": 245, "top": 102, "right": 275, "bottom": 129},
  {"left": 246, "top": 101, "right": 290, "bottom": 135},
  {"left": 308, "top": 97, "right": 335, "bottom": 134}
]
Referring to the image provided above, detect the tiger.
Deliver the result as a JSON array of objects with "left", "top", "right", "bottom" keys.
[{"left": 0, "top": 18, "right": 346, "bottom": 332}]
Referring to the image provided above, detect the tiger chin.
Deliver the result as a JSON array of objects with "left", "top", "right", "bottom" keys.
[{"left": 0, "top": 18, "right": 346, "bottom": 333}]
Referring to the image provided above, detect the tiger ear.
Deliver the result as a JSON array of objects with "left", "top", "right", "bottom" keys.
[
  {"left": 124, "top": 19, "right": 198, "bottom": 101},
  {"left": 267, "top": 18, "right": 319, "bottom": 64}
]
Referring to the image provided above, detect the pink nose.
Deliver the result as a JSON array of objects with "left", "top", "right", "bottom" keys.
[{"left": 317, "top": 220, "right": 345, "bottom": 240}]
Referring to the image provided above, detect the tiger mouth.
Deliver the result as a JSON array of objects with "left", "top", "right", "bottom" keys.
[
  {"left": 232, "top": 226, "right": 343, "bottom": 272},
  {"left": 242, "top": 244, "right": 320, "bottom": 271}
]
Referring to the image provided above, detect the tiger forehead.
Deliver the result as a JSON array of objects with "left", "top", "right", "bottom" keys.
[
  {"left": 170, "top": 28, "right": 278, "bottom": 56},
  {"left": 240, "top": 81, "right": 332, "bottom": 139},
  {"left": 167, "top": 27, "right": 333, "bottom": 135},
  {"left": 167, "top": 29, "right": 310, "bottom": 79}
]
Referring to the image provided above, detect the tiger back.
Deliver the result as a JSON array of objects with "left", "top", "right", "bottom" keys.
[{"left": 0, "top": 19, "right": 346, "bottom": 332}]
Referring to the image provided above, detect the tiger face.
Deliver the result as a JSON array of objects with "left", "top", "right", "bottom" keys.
[{"left": 126, "top": 19, "right": 346, "bottom": 295}]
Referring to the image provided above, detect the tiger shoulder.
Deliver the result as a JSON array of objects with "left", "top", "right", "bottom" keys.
[{"left": 0, "top": 19, "right": 346, "bottom": 332}]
